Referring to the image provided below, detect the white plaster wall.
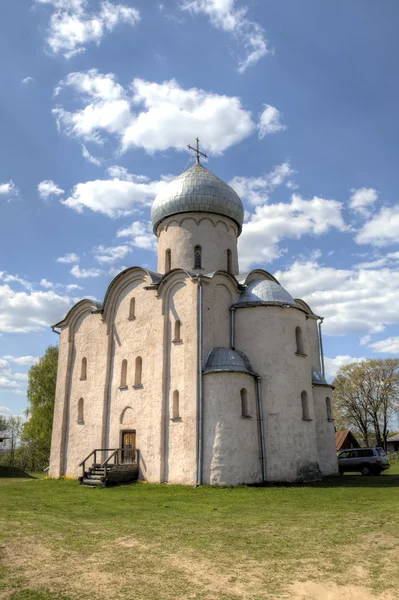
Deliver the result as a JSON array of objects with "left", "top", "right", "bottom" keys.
[
  {"left": 307, "top": 317, "right": 321, "bottom": 372},
  {"left": 157, "top": 213, "right": 239, "bottom": 274},
  {"left": 202, "top": 275, "right": 236, "bottom": 359},
  {"left": 164, "top": 278, "right": 198, "bottom": 485},
  {"left": 49, "top": 328, "right": 69, "bottom": 477},
  {"left": 313, "top": 386, "right": 338, "bottom": 475},
  {"left": 106, "top": 275, "right": 164, "bottom": 483},
  {"left": 64, "top": 313, "right": 108, "bottom": 477},
  {"left": 202, "top": 372, "right": 261, "bottom": 485},
  {"left": 235, "top": 306, "right": 320, "bottom": 481}
]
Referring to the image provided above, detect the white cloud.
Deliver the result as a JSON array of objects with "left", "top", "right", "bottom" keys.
[
  {"left": 62, "top": 175, "right": 167, "bottom": 218},
  {"left": 324, "top": 355, "right": 367, "bottom": 379},
  {"left": 2, "top": 356, "right": 39, "bottom": 366},
  {"left": 66, "top": 283, "right": 83, "bottom": 291},
  {"left": 37, "top": 0, "right": 140, "bottom": 59},
  {"left": 354, "top": 251, "right": 399, "bottom": 270},
  {"left": 275, "top": 260, "right": 399, "bottom": 336},
  {"left": 258, "top": 105, "right": 286, "bottom": 138},
  {"left": 56, "top": 252, "right": 80, "bottom": 264},
  {"left": 0, "top": 181, "right": 18, "bottom": 200},
  {"left": 53, "top": 70, "right": 255, "bottom": 154},
  {"left": 355, "top": 204, "right": 399, "bottom": 247},
  {"left": 0, "top": 284, "right": 76, "bottom": 333},
  {"left": 0, "top": 406, "right": 11, "bottom": 414},
  {"left": 0, "top": 272, "right": 32, "bottom": 291},
  {"left": 369, "top": 337, "right": 399, "bottom": 354},
  {"left": 180, "top": 0, "right": 269, "bottom": 72},
  {"left": 40, "top": 279, "right": 54, "bottom": 289},
  {"left": 239, "top": 194, "right": 348, "bottom": 270},
  {"left": 117, "top": 220, "right": 157, "bottom": 251},
  {"left": 38, "top": 180, "right": 64, "bottom": 200},
  {"left": 22, "top": 76, "right": 35, "bottom": 85},
  {"left": 70, "top": 265, "right": 103, "bottom": 278},
  {"left": 349, "top": 187, "right": 378, "bottom": 217},
  {"left": 360, "top": 334, "right": 371, "bottom": 346},
  {"left": 82, "top": 144, "right": 102, "bottom": 166},
  {"left": 230, "top": 161, "right": 295, "bottom": 205},
  {"left": 93, "top": 244, "right": 131, "bottom": 264}
]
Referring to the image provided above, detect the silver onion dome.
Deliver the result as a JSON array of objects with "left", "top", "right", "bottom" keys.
[
  {"left": 151, "top": 163, "right": 244, "bottom": 234},
  {"left": 233, "top": 279, "right": 298, "bottom": 308}
]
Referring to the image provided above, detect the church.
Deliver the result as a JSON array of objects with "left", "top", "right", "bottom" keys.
[{"left": 49, "top": 144, "right": 338, "bottom": 485}]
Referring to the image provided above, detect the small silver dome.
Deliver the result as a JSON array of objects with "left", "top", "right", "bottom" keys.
[
  {"left": 312, "top": 367, "right": 329, "bottom": 386},
  {"left": 204, "top": 347, "right": 256, "bottom": 376},
  {"left": 233, "top": 279, "right": 297, "bottom": 307},
  {"left": 151, "top": 163, "right": 244, "bottom": 234}
]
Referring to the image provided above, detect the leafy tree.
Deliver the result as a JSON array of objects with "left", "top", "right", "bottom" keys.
[
  {"left": 333, "top": 359, "right": 399, "bottom": 449},
  {"left": 21, "top": 345, "right": 58, "bottom": 468}
]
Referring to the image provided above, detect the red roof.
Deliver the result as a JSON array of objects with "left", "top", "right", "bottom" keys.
[{"left": 335, "top": 430, "right": 360, "bottom": 450}]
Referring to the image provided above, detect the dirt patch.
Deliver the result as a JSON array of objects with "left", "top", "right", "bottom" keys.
[{"left": 285, "top": 581, "right": 396, "bottom": 600}]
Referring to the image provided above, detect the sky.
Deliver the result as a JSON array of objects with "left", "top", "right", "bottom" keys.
[{"left": 1, "top": 0, "right": 399, "bottom": 418}]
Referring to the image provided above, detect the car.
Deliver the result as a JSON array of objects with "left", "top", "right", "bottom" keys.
[{"left": 337, "top": 447, "right": 390, "bottom": 476}]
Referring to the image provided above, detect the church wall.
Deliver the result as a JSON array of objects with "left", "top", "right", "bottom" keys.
[
  {"left": 163, "top": 278, "right": 198, "bottom": 485},
  {"left": 202, "top": 275, "right": 236, "bottom": 359},
  {"left": 156, "top": 212, "right": 239, "bottom": 275},
  {"left": 313, "top": 386, "right": 338, "bottom": 475},
  {"left": 63, "top": 312, "right": 108, "bottom": 478},
  {"left": 49, "top": 327, "right": 70, "bottom": 477},
  {"left": 106, "top": 278, "right": 164, "bottom": 483},
  {"left": 307, "top": 317, "right": 321, "bottom": 372},
  {"left": 202, "top": 372, "right": 261, "bottom": 485},
  {"left": 234, "top": 306, "right": 319, "bottom": 482}
]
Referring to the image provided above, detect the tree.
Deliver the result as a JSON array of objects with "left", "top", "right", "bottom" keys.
[
  {"left": 333, "top": 359, "right": 399, "bottom": 450},
  {"left": 21, "top": 345, "right": 58, "bottom": 468}
]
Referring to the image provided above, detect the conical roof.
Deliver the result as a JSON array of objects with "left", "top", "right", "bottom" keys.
[{"left": 151, "top": 163, "right": 244, "bottom": 234}]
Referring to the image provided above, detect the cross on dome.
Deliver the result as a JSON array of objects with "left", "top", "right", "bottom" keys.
[{"left": 187, "top": 137, "right": 208, "bottom": 164}]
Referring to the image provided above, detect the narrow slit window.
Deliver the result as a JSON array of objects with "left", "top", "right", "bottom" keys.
[
  {"left": 241, "top": 388, "right": 249, "bottom": 417},
  {"left": 120, "top": 359, "right": 128, "bottom": 388},
  {"left": 227, "top": 249, "right": 232, "bottom": 273},
  {"left": 174, "top": 319, "right": 181, "bottom": 342},
  {"left": 77, "top": 398, "right": 84, "bottom": 423},
  {"left": 295, "top": 326, "right": 305, "bottom": 355},
  {"left": 165, "top": 249, "right": 171, "bottom": 272},
  {"left": 129, "top": 297, "right": 136, "bottom": 320},
  {"left": 80, "top": 357, "right": 87, "bottom": 380},
  {"left": 301, "top": 391, "right": 311, "bottom": 420},
  {"left": 194, "top": 245, "right": 202, "bottom": 269},
  {"left": 326, "top": 397, "right": 333, "bottom": 421},
  {"left": 134, "top": 356, "right": 142, "bottom": 387},
  {"left": 172, "top": 390, "right": 180, "bottom": 419}
]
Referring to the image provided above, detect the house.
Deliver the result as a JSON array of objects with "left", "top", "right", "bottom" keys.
[
  {"left": 386, "top": 433, "right": 399, "bottom": 453},
  {"left": 336, "top": 430, "right": 360, "bottom": 451}
]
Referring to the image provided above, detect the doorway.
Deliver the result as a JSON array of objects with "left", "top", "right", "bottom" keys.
[{"left": 121, "top": 430, "right": 136, "bottom": 464}]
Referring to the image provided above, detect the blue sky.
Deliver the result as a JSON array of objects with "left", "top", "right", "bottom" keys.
[{"left": 1, "top": 0, "right": 399, "bottom": 417}]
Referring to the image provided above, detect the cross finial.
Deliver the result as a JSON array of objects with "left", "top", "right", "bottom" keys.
[{"left": 187, "top": 137, "right": 208, "bottom": 164}]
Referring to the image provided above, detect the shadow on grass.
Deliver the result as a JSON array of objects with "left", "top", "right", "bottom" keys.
[
  {"left": 0, "top": 466, "right": 34, "bottom": 478},
  {"left": 249, "top": 473, "right": 399, "bottom": 489}
]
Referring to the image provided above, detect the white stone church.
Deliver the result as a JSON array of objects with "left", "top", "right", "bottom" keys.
[{"left": 49, "top": 149, "right": 338, "bottom": 485}]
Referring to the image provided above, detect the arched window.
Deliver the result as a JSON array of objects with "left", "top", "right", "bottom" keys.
[
  {"left": 134, "top": 356, "right": 142, "bottom": 387},
  {"left": 241, "top": 388, "right": 249, "bottom": 417},
  {"left": 301, "top": 391, "right": 311, "bottom": 421},
  {"left": 326, "top": 397, "right": 333, "bottom": 421},
  {"left": 174, "top": 319, "right": 181, "bottom": 342},
  {"left": 172, "top": 390, "right": 180, "bottom": 419},
  {"left": 194, "top": 245, "right": 202, "bottom": 269},
  {"left": 165, "top": 249, "right": 171, "bottom": 272},
  {"left": 227, "top": 249, "right": 232, "bottom": 273},
  {"left": 120, "top": 359, "right": 128, "bottom": 388},
  {"left": 129, "top": 297, "right": 136, "bottom": 320},
  {"left": 295, "top": 326, "right": 305, "bottom": 355},
  {"left": 80, "top": 357, "right": 87, "bottom": 380},
  {"left": 77, "top": 398, "right": 84, "bottom": 423}
]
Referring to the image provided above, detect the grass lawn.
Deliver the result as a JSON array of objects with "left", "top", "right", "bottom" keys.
[{"left": 1, "top": 465, "right": 399, "bottom": 600}]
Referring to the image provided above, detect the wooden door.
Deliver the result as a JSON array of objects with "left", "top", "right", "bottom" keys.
[{"left": 122, "top": 431, "right": 136, "bottom": 464}]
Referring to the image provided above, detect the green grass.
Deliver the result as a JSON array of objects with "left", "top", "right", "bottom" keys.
[{"left": 1, "top": 464, "right": 399, "bottom": 600}]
